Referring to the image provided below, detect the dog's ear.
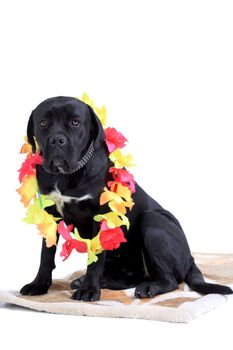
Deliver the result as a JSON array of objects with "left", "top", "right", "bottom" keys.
[
  {"left": 88, "top": 105, "right": 106, "bottom": 148},
  {"left": 27, "top": 111, "right": 36, "bottom": 153}
]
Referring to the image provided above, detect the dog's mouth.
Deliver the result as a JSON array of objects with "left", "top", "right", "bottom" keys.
[
  {"left": 50, "top": 158, "right": 69, "bottom": 174},
  {"left": 42, "top": 156, "right": 71, "bottom": 175}
]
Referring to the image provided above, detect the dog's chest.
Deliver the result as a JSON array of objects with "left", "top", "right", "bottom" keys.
[{"left": 48, "top": 186, "right": 92, "bottom": 217}]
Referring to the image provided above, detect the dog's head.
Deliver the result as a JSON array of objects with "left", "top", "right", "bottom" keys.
[{"left": 27, "top": 96, "right": 105, "bottom": 174}]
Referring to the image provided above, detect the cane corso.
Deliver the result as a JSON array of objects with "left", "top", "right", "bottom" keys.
[{"left": 20, "top": 96, "right": 232, "bottom": 301}]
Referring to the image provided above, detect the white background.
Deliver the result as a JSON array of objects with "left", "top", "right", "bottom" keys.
[{"left": 0, "top": 1, "right": 232, "bottom": 349}]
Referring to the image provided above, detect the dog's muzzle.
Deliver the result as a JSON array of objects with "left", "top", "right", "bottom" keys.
[{"left": 50, "top": 157, "right": 70, "bottom": 174}]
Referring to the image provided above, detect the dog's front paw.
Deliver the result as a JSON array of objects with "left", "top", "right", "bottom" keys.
[
  {"left": 20, "top": 276, "right": 52, "bottom": 296},
  {"left": 72, "top": 284, "right": 101, "bottom": 302}
]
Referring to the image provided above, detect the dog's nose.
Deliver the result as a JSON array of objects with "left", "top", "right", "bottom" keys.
[{"left": 49, "top": 135, "right": 67, "bottom": 147}]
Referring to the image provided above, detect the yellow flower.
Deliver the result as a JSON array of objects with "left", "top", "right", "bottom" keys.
[
  {"left": 81, "top": 92, "right": 107, "bottom": 128},
  {"left": 17, "top": 175, "right": 38, "bottom": 207},
  {"left": 91, "top": 234, "right": 103, "bottom": 255},
  {"left": 109, "top": 149, "right": 135, "bottom": 169},
  {"left": 23, "top": 195, "right": 55, "bottom": 223},
  {"left": 108, "top": 201, "right": 127, "bottom": 215},
  {"left": 100, "top": 184, "right": 134, "bottom": 215},
  {"left": 94, "top": 105, "right": 107, "bottom": 128},
  {"left": 74, "top": 228, "right": 102, "bottom": 265},
  {"left": 81, "top": 92, "right": 94, "bottom": 107},
  {"left": 94, "top": 211, "right": 130, "bottom": 230},
  {"left": 37, "top": 217, "right": 58, "bottom": 248},
  {"left": 23, "top": 194, "right": 59, "bottom": 247}
]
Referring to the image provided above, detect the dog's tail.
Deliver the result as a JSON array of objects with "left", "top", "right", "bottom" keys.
[{"left": 185, "top": 262, "right": 233, "bottom": 295}]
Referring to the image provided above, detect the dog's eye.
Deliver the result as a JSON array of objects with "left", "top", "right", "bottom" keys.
[
  {"left": 39, "top": 120, "right": 48, "bottom": 128},
  {"left": 71, "top": 119, "right": 80, "bottom": 126}
]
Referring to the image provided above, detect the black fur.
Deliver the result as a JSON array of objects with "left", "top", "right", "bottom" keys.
[{"left": 20, "top": 96, "right": 233, "bottom": 301}]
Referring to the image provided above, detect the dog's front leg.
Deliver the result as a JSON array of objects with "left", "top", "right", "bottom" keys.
[
  {"left": 72, "top": 250, "right": 106, "bottom": 302},
  {"left": 20, "top": 237, "right": 58, "bottom": 295}
]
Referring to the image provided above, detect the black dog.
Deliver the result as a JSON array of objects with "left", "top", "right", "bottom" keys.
[{"left": 20, "top": 96, "right": 232, "bottom": 301}]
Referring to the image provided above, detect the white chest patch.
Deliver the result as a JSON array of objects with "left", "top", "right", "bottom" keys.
[{"left": 48, "top": 187, "right": 92, "bottom": 216}]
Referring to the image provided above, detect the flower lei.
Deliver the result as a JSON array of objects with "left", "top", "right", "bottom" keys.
[{"left": 17, "top": 93, "right": 136, "bottom": 265}]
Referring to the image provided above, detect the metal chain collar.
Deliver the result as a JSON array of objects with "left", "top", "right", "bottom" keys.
[{"left": 75, "top": 141, "right": 95, "bottom": 171}]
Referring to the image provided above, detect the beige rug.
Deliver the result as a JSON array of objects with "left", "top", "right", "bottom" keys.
[{"left": 0, "top": 253, "right": 233, "bottom": 323}]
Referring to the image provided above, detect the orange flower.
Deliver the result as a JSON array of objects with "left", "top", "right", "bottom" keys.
[
  {"left": 37, "top": 219, "right": 58, "bottom": 248},
  {"left": 108, "top": 167, "right": 136, "bottom": 193},
  {"left": 17, "top": 175, "right": 38, "bottom": 207}
]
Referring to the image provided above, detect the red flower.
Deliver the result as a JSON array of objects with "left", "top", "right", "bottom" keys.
[
  {"left": 108, "top": 167, "right": 136, "bottom": 193},
  {"left": 18, "top": 152, "right": 43, "bottom": 183},
  {"left": 99, "top": 220, "right": 127, "bottom": 250},
  {"left": 105, "top": 127, "right": 127, "bottom": 153},
  {"left": 57, "top": 221, "right": 74, "bottom": 240},
  {"left": 58, "top": 220, "right": 87, "bottom": 260},
  {"left": 60, "top": 239, "right": 87, "bottom": 261}
]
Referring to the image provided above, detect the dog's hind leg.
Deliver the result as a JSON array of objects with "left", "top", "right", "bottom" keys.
[{"left": 134, "top": 210, "right": 192, "bottom": 298}]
